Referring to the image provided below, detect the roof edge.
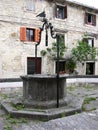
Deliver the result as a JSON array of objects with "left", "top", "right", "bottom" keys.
[{"left": 65, "top": 0, "right": 98, "bottom": 11}]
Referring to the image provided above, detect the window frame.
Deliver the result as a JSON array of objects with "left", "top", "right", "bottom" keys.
[
  {"left": 86, "top": 62, "right": 95, "bottom": 75},
  {"left": 20, "top": 27, "right": 40, "bottom": 43},
  {"left": 83, "top": 38, "right": 94, "bottom": 47},
  {"left": 56, "top": 34, "right": 65, "bottom": 43},
  {"left": 55, "top": 60, "right": 66, "bottom": 74},
  {"left": 25, "top": 0, "right": 35, "bottom": 11},
  {"left": 26, "top": 28, "right": 34, "bottom": 42},
  {"left": 85, "top": 12, "right": 96, "bottom": 26},
  {"left": 55, "top": 34, "right": 66, "bottom": 74},
  {"left": 55, "top": 4, "right": 67, "bottom": 20}
]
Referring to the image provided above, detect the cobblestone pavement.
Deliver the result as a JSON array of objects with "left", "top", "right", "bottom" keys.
[
  {"left": 0, "top": 83, "right": 98, "bottom": 130},
  {"left": 0, "top": 109, "right": 98, "bottom": 130}
]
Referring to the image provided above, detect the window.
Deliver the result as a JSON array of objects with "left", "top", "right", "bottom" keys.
[
  {"left": 85, "top": 12, "right": 96, "bottom": 26},
  {"left": 55, "top": 34, "right": 66, "bottom": 74},
  {"left": 55, "top": 5, "right": 67, "bottom": 19},
  {"left": 83, "top": 38, "right": 94, "bottom": 47},
  {"left": 25, "top": 0, "right": 35, "bottom": 11},
  {"left": 20, "top": 27, "right": 34, "bottom": 42},
  {"left": 56, "top": 61, "right": 66, "bottom": 74},
  {"left": 88, "top": 39, "right": 94, "bottom": 47},
  {"left": 20, "top": 27, "right": 40, "bottom": 42},
  {"left": 26, "top": 28, "right": 34, "bottom": 41},
  {"left": 86, "top": 62, "right": 95, "bottom": 75},
  {"left": 57, "top": 34, "right": 65, "bottom": 43}
]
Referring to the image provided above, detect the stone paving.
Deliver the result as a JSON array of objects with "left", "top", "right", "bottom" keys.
[
  {"left": 0, "top": 108, "right": 98, "bottom": 130},
  {"left": 0, "top": 83, "right": 98, "bottom": 130}
]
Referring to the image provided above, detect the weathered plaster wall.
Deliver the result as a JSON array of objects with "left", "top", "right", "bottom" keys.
[
  {"left": 0, "top": 0, "right": 55, "bottom": 78},
  {"left": 0, "top": 0, "right": 98, "bottom": 78}
]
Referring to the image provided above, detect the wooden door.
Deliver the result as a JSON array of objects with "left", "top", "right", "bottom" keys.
[{"left": 27, "top": 57, "right": 41, "bottom": 74}]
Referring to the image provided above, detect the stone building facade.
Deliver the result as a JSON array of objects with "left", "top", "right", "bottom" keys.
[{"left": 0, "top": 0, "right": 98, "bottom": 78}]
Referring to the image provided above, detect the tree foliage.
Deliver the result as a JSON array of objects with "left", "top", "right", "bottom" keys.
[
  {"left": 40, "top": 36, "right": 66, "bottom": 59},
  {"left": 66, "top": 58, "right": 76, "bottom": 73},
  {"left": 71, "top": 40, "right": 98, "bottom": 62}
]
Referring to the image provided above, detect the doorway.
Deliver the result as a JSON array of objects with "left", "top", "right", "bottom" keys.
[
  {"left": 55, "top": 61, "right": 66, "bottom": 74},
  {"left": 86, "top": 62, "right": 95, "bottom": 75},
  {"left": 27, "top": 57, "right": 41, "bottom": 74}
]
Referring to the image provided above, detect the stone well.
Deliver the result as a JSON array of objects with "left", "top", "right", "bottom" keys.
[{"left": 21, "top": 74, "right": 67, "bottom": 109}]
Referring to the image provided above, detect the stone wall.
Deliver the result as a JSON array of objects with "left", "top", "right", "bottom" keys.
[{"left": 0, "top": 0, "right": 98, "bottom": 78}]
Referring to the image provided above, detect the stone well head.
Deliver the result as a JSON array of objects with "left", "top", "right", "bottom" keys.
[{"left": 21, "top": 74, "right": 67, "bottom": 109}]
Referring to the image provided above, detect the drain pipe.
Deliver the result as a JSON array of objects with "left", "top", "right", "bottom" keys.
[
  {"left": 56, "top": 35, "right": 60, "bottom": 108},
  {"left": 35, "top": 28, "right": 42, "bottom": 74}
]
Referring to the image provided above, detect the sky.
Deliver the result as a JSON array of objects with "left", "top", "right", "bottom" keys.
[{"left": 70, "top": 0, "right": 98, "bottom": 9}]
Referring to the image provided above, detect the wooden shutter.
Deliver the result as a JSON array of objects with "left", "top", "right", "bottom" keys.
[
  {"left": 34, "top": 29, "right": 40, "bottom": 42},
  {"left": 36, "top": 58, "right": 41, "bottom": 74},
  {"left": 20, "top": 27, "right": 26, "bottom": 41},
  {"left": 92, "top": 39, "right": 94, "bottom": 47},
  {"left": 85, "top": 12, "right": 88, "bottom": 24},
  {"left": 64, "top": 6, "right": 67, "bottom": 18},
  {"left": 55, "top": 4, "right": 57, "bottom": 18},
  {"left": 92, "top": 14, "right": 96, "bottom": 26}
]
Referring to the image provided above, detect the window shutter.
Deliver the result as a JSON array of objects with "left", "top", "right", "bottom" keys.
[
  {"left": 64, "top": 6, "right": 67, "bottom": 18},
  {"left": 34, "top": 29, "right": 40, "bottom": 42},
  {"left": 92, "top": 39, "right": 94, "bottom": 47},
  {"left": 20, "top": 27, "right": 26, "bottom": 41},
  {"left": 26, "top": 0, "right": 35, "bottom": 11},
  {"left": 85, "top": 12, "right": 88, "bottom": 24},
  {"left": 92, "top": 15, "right": 96, "bottom": 26},
  {"left": 55, "top": 4, "right": 57, "bottom": 18}
]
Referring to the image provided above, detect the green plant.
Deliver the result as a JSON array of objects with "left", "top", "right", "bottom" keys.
[
  {"left": 11, "top": 103, "right": 24, "bottom": 110},
  {"left": 66, "top": 58, "right": 76, "bottom": 73},
  {"left": 75, "top": 112, "right": 79, "bottom": 115},
  {"left": 82, "top": 105, "right": 97, "bottom": 112},
  {"left": 61, "top": 112, "right": 66, "bottom": 118},
  {"left": 5, "top": 114, "right": 16, "bottom": 124},
  {"left": 83, "top": 97, "right": 96, "bottom": 104},
  {"left": 4, "top": 125, "right": 12, "bottom": 130},
  {"left": 82, "top": 96, "right": 97, "bottom": 111},
  {"left": 5, "top": 114, "right": 28, "bottom": 124},
  {"left": 40, "top": 36, "right": 66, "bottom": 59},
  {"left": 0, "top": 94, "right": 8, "bottom": 99},
  {"left": 4, "top": 114, "right": 28, "bottom": 130},
  {"left": 40, "top": 50, "right": 47, "bottom": 56},
  {"left": 71, "top": 40, "right": 98, "bottom": 62},
  {"left": 67, "top": 86, "right": 75, "bottom": 91}
]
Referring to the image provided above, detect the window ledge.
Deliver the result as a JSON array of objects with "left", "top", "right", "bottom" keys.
[
  {"left": 85, "top": 23, "right": 95, "bottom": 27},
  {"left": 23, "top": 7, "right": 36, "bottom": 13},
  {"left": 55, "top": 17, "right": 67, "bottom": 22},
  {"left": 23, "top": 41, "right": 37, "bottom": 44}
]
